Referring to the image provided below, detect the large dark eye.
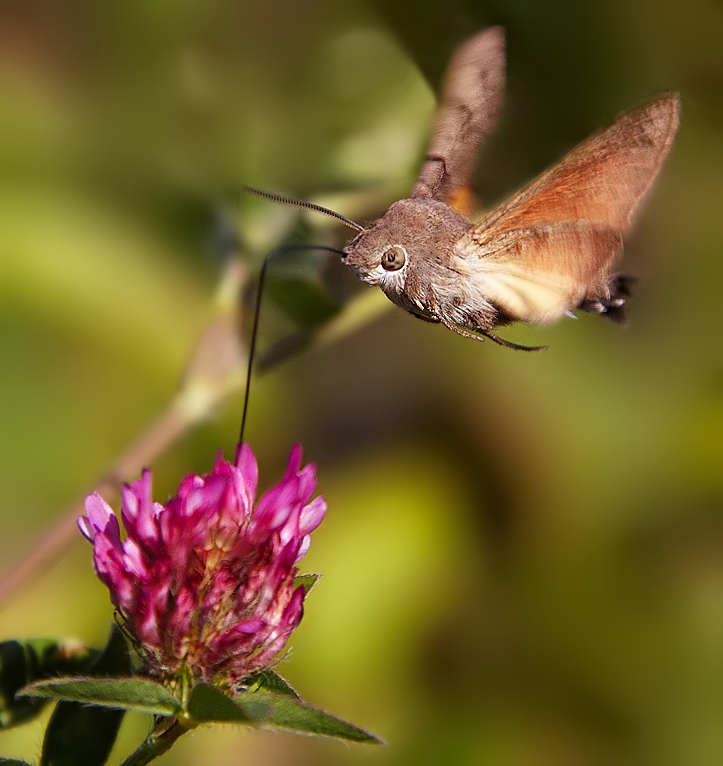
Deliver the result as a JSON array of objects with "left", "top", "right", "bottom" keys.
[{"left": 381, "top": 245, "right": 406, "bottom": 271}]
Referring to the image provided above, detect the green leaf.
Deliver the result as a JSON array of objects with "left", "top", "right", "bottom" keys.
[
  {"left": 0, "top": 640, "right": 42, "bottom": 729},
  {"left": 188, "top": 685, "right": 380, "bottom": 743},
  {"left": 187, "top": 684, "right": 252, "bottom": 723},
  {"left": 233, "top": 692, "right": 382, "bottom": 743},
  {"left": 268, "top": 277, "right": 341, "bottom": 327},
  {"left": 256, "top": 290, "right": 393, "bottom": 374},
  {"left": 266, "top": 247, "right": 342, "bottom": 328},
  {"left": 294, "top": 573, "right": 320, "bottom": 595},
  {"left": 0, "top": 639, "right": 97, "bottom": 729},
  {"left": 20, "top": 678, "right": 182, "bottom": 717},
  {"left": 39, "top": 627, "right": 131, "bottom": 766},
  {"left": 241, "top": 670, "right": 300, "bottom": 698},
  {"left": 39, "top": 700, "right": 124, "bottom": 766},
  {"left": 88, "top": 626, "right": 132, "bottom": 676}
]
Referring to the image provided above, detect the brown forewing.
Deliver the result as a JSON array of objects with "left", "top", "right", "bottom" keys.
[{"left": 466, "top": 94, "right": 681, "bottom": 240}]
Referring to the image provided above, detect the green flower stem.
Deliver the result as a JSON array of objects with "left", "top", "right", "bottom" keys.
[{"left": 120, "top": 718, "right": 189, "bottom": 766}]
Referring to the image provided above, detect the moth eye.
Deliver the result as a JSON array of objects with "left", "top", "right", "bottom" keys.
[{"left": 381, "top": 245, "right": 406, "bottom": 271}]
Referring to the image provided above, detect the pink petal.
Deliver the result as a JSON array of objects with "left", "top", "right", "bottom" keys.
[
  {"left": 235, "top": 443, "right": 259, "bottom": 510},
  {"left": 295, "top": 535, "right": 311, "bottom": 562},
  {"left": 295, "top": 464, "right": 317, "bottom": 505},
  {"left": 121, "top": 470, "right": 159, "bottom": 547},
  {"left": 252, "top": 477, "right": 300, "bottom": 538},
  {"left": 82, "top": 493, "right": 121, "bottom": 546},
  {"left": 77, "top": 515, "right": 94, "bottom": 541},
  {"left": 283, "top": 444, "right": 303, "bottom": 481},
  {"left": 298, "top": 496, "right": 326, "bottom": 535},
  {"left": 233, "top": 618, "right": 264, "bottom": 634}
]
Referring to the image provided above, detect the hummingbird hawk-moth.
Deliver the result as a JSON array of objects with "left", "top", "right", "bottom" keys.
[{"left": 248, "top": 27, "right": 680, "bottom": 350}]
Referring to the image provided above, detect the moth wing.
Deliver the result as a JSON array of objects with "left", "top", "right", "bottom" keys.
[
  {"left": 455, "top": 94, "right": 680, "bottom": 323},
  {"left": 412, "top": 27, "right": 506, "bottom": 206},
  {"left": 458, "top": 222, "right": 622, "bottom": 324},
  {"left": 473, "top": 94, "right": 680, "bottom": 237}
]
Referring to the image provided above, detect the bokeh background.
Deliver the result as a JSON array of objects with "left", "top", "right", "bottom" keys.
[{"left": 1, "top": 0, "right": 722, "bottom": 764}]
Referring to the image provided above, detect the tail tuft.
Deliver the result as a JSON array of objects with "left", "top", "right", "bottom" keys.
[{"left": 577, "top": 273, "right": 635, "bottom": 325}]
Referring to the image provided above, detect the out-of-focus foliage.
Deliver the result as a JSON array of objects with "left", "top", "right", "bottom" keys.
[{"left": 1, "top": 0, "right": 721, "bottom": 764}]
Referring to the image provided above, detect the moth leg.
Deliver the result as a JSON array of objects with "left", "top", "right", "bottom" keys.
[
  {"left": 440, "top": 317, "right": 548, "bottom": 352},
  {"left": 480, "top": 331, "right": 548, "bottom": 352}
]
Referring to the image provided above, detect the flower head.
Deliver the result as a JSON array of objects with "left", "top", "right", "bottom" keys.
[{"left": 78, "top": 444, "right": 326, "bottom": 688}]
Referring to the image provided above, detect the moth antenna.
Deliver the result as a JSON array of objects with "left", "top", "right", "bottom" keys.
[
  {"left": 243, "top": 185, "right": 365, "bottom": 233},
  {"left": 441, "top": 317, "right": 547, "bottom": 352},
  {"left": 238, "top": 243, "right": 347, "bottom": 445}
]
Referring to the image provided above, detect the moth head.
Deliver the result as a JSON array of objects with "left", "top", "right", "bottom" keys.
[{"left": 342, "top": 199, "right": 470, "bottom": 295}]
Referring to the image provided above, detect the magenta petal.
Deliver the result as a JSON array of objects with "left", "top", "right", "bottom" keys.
[
  {"left": 84, "top": 492, "right": 114, "bottom": 524},
  {"left": 122, "top": 538, "right": 149, "bottom": 579},
  {"left": 121, "top": 470, "right": 159, "bottom": 547},
  {"left": 252, "top": 477, "right": 300, "bottom": 537},
  {"left": 283, "top": 444, "right": 303, "bottom": 481},
  {"left": 299, "top": 496, "right": 327, "bottom": 535},
  {"left": 77, "top": 515, "right": 94, "bottom": 541},
  {"left": 295, "top": 464, "right": 317, "bottom": 505},
  {"left": 84, "top": 493, "right": 121, "bottom": 541},
  {"left": 283, "top": 585, "right": 305, "bottom": 623},
  {"left": 295, "top": 535, "right": 311, "bottom": 562},
  {"left": 234, "top": 618, "right": 264, "bottom": 634},
  {"left": 235, "top": 443, "right": 258, "bottom": 507},
  {"left": 276, "top": 539, "right": 302, "bottom": 570},
  {"left": 168, "top": 585, "right": 194, "bottom": 641}
]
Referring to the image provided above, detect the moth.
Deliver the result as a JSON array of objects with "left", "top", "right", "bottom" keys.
[{"left": 249, "top": 27, "right": 680, "bottom": 350}]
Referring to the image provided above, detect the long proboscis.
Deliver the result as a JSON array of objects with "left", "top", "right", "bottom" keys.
[
  {"left": 243, "top": 185, "right": 365, "bottom": 233},
  {"left": 238, "top": 243, "right": 348, "bottom": 446}
]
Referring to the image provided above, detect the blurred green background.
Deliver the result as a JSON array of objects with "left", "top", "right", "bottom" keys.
[{"left": 1, "top": 0, "right": 722, "bottom": 764}]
